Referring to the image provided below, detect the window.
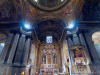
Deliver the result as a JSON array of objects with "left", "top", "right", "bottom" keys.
[
  {"left": 92, "top": 32, "right": 100, "bottom": 58},
  {"left": 46, "top": 36, "right": 53, "bottom": 43},
  {"left": 0, "top": 33, "right": 6, "bottom": 54}
]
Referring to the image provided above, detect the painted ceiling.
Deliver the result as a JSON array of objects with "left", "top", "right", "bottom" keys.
[
  {"left": 0, "top": 0, "right": 99, "bottom": 23},
  {"left": 29, "top": 0, "right": 66, "bottom": 8},
  {"left": 0, "top": 0, "right": 100, "bottom": 41}
]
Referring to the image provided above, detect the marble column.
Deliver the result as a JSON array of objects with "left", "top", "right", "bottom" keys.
[
  {"left": 23, "top": 38, "right": 31, "bottom": 65},
  {"left": 14, "top": 34, "right": 26, "bottom": 64},
  {"left": 35, "top": 48, "right": 39, "bottom": 72},
  {"left": 67, "top": 37, "right": 74, "bottom": 66},
  {"left": 79, "top": 33, "right": 91, "bottom": 64},
  {"left": 25, "top": 67, "right": 30, "bottom": 75},
  {"left": 37, "top": 49, "right": 41, "bottom": 72},
  {"left": 7, "top": 34, "right": 20, "bottom": 64},
  {"left": 66, "top": 37, "right": 74, "bottom": 75},
  {"left": 59, "top": 47, "right": 62, "bottom": 72},
  {"left": 73, "top": 34, "right": 80, "bottom": 45},
  {"left": 68, "top": 37, "right": 73, "bottom": 47},
  {"left": 0, "top": 33, "right": 13, "bottom": 64}
]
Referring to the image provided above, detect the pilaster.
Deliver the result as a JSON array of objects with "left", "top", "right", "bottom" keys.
[
  {"left": 14, "top": 34, "right": 26, "bottom": 64},
  {"left": 7, "top": 34, "right": 20, "bottom": 64},
  {"left": 0, "top": 33, "right": 13, "bottom": 64},
  {"left": 23, "top": 38, "right": 31, "bottom": 65},
  {"left": 79, "top": 33, "right": 92, "bottom": 64}
]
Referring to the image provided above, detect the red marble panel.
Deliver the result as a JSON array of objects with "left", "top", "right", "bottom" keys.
[
  {"left": 2, "top": 68, "right": 7, "bottom": 75},
  {"left": 8, "top": 69, "right": 12, "bottom": 75}
]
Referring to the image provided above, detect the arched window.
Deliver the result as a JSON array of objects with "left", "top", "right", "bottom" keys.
[
  {"left": 0, "top": 33, "right": 6, "bottom": 54},
  {"left": 92, "top": 32, "right": 100, "bottom": 58}
]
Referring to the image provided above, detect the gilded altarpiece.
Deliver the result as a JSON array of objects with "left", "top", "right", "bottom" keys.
[{"left": 39, "top": 44, "right": 60, "bottom": 74}]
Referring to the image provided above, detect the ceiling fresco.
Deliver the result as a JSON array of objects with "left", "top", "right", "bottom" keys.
[
  {"left": 24, "top": 1, "right": 40, "bottom": 23},
  {"left": 31, "top": 0, "right": 66, "bottom": 8},
  {"left": 0, "top": 0, "right": 16, "bottom": 22},
  {"left": 0, "top": 0, "right": 100, "bottom": 23},
  {"left": 28, "top": 0, "right": 71, "bottom": 11},
  {"left": 0, "top": 0, "right": 100, "bottom": 42},
  {"left": 23, "top": 0, "right": 75, "bottom": 26},
  {"left": 13, "top": 0, "right": 23, "bottom": 21},
  {"left": 58, "top": 0, "right": 74, "bottom": 21},
  {"left": 75, "top": 0, "right": 85, "bottom": 21}
]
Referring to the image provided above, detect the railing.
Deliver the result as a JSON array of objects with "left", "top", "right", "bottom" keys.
[
  {"left": 60, "top": 73, "right": 98, "bottom": 75},
  {"left": 71, "top": 73, "right": 96, "bottom": 75},
  {"left": 40, "top": 64, "right": 59, "bottom": 68}
]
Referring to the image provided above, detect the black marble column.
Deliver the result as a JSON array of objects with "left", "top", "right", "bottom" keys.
[
  {"left": 14, "top": 34, "right": 26, "bottom": 64},
  {"left": 7, "top": 34, "right": 20, "bottom": 64},
  {"left": 23, "top": 38, "right": 31, "bottom": 65}
]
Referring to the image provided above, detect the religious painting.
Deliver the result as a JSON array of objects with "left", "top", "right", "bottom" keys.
[{"left": 48, "top": 58, "right": 51, "bottom": 64}]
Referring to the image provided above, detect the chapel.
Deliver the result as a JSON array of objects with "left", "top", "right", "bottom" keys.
[{"left": 0, "top": 0, "right": 100, "bottom": 75}]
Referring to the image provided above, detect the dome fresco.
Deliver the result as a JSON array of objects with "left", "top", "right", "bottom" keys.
[
  {"left": 33, "top": 0, "right": 65, "bottom": 8},
  {"left": 28, "top": 0, "right": 70, "bottom": 11}
]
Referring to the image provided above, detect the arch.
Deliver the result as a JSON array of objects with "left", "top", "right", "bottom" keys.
[
  {"left": 92, "top": 31, "right": 100, "bottom": 59},
  {"left": 28, "top": 0, "right": 70, "bottom": 12},
  {"left": 30, "top": 13, "right": 67, "bottom": 27}
]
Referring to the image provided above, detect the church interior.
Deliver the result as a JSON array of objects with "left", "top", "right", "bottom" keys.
[{"left": 0, "top": 0, "right": 100, "bottom": 75}]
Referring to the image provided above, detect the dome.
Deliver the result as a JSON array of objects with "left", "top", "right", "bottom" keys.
[
  {"left": 28, "top": 0, "right": 70, "bottom": 11},
  {"left": 34, "top": 0, "right": 65, "bottom": 8}
]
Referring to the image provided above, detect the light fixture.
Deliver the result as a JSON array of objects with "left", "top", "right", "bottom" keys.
[
  {"left": 24, "top": 22, "right": 31, "bottom": 29},
  {"left": 67, "top": 22, "right": 74, "bottom": 29}
]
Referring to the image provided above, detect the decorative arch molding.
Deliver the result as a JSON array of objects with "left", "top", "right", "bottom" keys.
[
  {"left": 85, "top": 29, "right": 100, "bottom": 61},
  {"left": 27, "top": 0, "right": 71, "bottom": 12},
  {"left": 30, "top": 13, "right": 67, "bottom": 27},
  {"left": 83, "top": 29, "right": 100, "bottom": 44}
]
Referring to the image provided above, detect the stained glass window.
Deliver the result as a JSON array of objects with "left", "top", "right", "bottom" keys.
[{"left": 46, "top": 36, "right": 53, "bottom": 43}]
